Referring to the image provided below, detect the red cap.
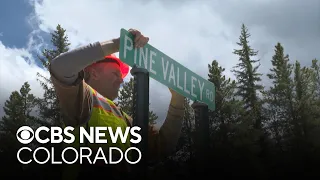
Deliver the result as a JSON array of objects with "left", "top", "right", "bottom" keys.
[{"left": 101, "top": 54, "right": 130, "bottom": 79}]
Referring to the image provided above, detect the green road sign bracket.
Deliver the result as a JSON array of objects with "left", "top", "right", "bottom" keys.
[{"left": 119, "top": 28, "right": 215, "bottom": 111}]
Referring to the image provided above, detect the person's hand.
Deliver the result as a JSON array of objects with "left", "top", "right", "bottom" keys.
[
  {"left": 169, "top": 88, "right": 182, "bottom": 97},
  {"left": 169, "top": 88, "right": 185, "bottom": 108},
  {"left": 169, "top": 88, "right": 177, "bottom": 96},
  {"left": 128, "top": 28, "right": 149, "bottom": 48}
]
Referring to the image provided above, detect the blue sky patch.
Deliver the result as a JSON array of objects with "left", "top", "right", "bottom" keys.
[
  {"left": 0, "top": 0, "right": 54, "bottom": 68},
  {"left": 0, "top": 0, "right": 34, "bottom": 48}
]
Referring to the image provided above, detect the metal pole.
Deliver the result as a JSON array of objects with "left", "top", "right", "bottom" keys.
[
  {"left": 130, "top": 65, "right": 149, "bottom": 179},
  {"left": 191, "top": 101, "right": 209, "bottom": 176}
]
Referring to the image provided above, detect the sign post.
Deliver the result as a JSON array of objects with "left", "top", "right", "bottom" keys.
[
  {"left": 119, "top": 28, "right": 215, "bottom": 177},
  {"left": 130, "top": 65, "right": 149, "bottom": 179},
  {"left": 192, "top": 101, "right": 209, "bottom": 176}
]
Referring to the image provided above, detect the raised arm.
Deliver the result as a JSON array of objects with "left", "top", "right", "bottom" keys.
[
  {"left": 147, "top": 89, "right": 185, "bottom": 162},
  {"left": 49, "top": 39, "right": 120, "bottom": 126},
  {"left": 50, "top": 39, "right": 120, "bottom": 85}
]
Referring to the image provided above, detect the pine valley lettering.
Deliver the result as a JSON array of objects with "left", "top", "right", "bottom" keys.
[{"left": 122, "top": 35, "right": 215, "bottom": 104}]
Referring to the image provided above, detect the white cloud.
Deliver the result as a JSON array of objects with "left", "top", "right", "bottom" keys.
[{"left": 0, "top": 40, "right": 49, "bottom": 116}]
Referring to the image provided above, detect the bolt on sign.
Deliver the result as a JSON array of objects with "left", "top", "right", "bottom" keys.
[{"left": 119, "top": 29, "right": 215, "bottom": 111}]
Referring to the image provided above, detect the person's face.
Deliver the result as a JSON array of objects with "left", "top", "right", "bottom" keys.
[{"left": 89, "top": 62, "right": 123, "bottom": 100}]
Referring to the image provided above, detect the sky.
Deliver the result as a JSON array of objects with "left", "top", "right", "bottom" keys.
[{"left": 0, "top": 0, "right": 319, "bottom": 127}]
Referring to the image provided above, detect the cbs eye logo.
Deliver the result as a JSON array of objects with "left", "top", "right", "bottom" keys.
[{"left": 16, "top": 126, "right": 34, "bottom": 144}]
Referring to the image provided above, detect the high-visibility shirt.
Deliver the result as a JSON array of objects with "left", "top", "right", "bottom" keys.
[{"left": 62, "top": 85, "right": 133, "bottom": 179}]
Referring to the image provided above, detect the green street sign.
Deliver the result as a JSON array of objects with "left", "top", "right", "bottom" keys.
[{"left": 119, "top": 29, "right": 215, "bottom": 111}]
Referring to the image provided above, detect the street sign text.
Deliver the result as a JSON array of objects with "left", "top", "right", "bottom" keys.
[{"left": 119, "top": 29, "right": 215, "bottom": 110}]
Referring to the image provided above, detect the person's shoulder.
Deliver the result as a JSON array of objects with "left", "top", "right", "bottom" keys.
[{"left": 49, "top": 69, "right": 92, "bottom": 126}]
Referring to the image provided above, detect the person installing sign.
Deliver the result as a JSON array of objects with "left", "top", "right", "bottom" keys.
[{"left": 49, "top": 28, "right": 185, "bottom": 179}]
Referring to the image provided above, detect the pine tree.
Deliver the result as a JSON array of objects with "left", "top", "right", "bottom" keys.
[
  {"left": 36, "top": 24, "right": 70, "bottom": 127},
  {"left": 207, "top": 60, "right": 241, "bottom": 142},
  {"left": 265, "top": 43, "right": 295, "bottom": 147},
  {"left": 231, "top": 24, "right": 264, "bottom": 129},
  {"left": 0, "top": 82, "right": 37, "bottom": 138},
  {"left": 311, "top": 58, "right": 320, "bottom": 121},
  {"left": 230, "top": 25, "right": 267, "bottom": 169},
  {"left": 307, "top": 59, "right": 320, "bottom": 148},
  {"left": 32, "top": 24, "right": 71, "bottom": 179},
  {"left": 117, "top": 77, "right": 158, "bottom": 125},
  {"left": 173, "top": 98, "right": 194, "bottom": 162},
  {"left": 311, "top": 59, "right": 320, "bottom": 99},
  {"left": 293, "top": 61, "right": 320, "bottom": 140},
  {"left": 0, "top": 82, "right": 37, "bottom": 177},
  {"left": 118, "top": 78, "right": 134, "bottom": 116}
]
